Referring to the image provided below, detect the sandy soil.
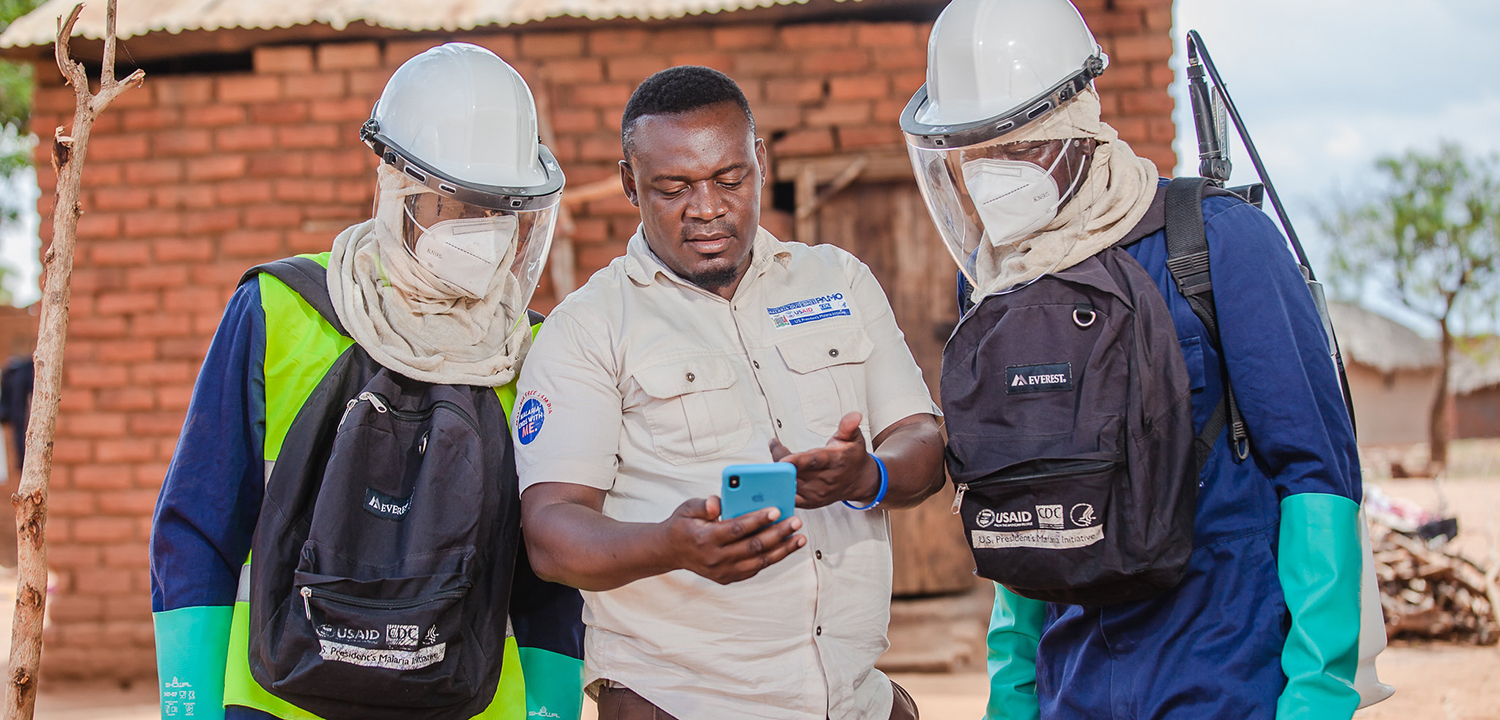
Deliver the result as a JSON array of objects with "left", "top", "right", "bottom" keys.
[{"left": 24, "top": 644, "right": 1500, "bottom": 720}]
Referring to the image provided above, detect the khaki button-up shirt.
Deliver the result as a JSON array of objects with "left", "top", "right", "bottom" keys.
[{"left": 513, "top": 227, "right": 938, "bottom": 719}]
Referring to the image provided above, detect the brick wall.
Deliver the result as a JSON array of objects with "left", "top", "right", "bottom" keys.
[{"left": 24, "top": 0, "right": 1174, "bottom": 681}]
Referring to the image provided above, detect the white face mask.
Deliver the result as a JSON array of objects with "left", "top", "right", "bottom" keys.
[
  {"left": 961, "top": 147, "right": 1079, "bottom": 246},
  {"left": 407, "top": 212, "right": 519, "bottom": 299}
]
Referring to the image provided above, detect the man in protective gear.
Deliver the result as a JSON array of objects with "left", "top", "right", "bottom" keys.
[
  {"left": 902, "top": 1, "right": 1365, "bottom": 718},
  {"left": 149, "top": 43, "right": 585, "bottom": 720}
]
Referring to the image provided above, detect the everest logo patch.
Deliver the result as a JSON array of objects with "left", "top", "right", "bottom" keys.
[
  {"left": 1005, "top": 362, "right": 1072, "bottom": 394},
  {"left": 364, "top": 488, "right": 412, "bottom": 520}
]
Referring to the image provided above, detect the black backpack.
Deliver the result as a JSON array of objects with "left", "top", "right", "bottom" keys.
[
  {"left": 239, "top": 257, "right": 522, "bottom": 720},
  {"left": 943, "top": 178, "right": 1241, "bottom": 606}
]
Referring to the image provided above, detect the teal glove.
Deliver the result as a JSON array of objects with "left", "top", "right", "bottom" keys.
[
  {"left": 1276, "top": 493, "right": 1362, "bottom": 720},
  {"left": 985, "top": 583, "right": 1045, "bottom": 720},
  {"left": 519, "top": 647, "right": 585, "bottom": 720},
  {"left": 153, "top": 605, "right": 234, "bottom": 720}
]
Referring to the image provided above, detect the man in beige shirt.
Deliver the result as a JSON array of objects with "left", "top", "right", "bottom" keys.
[{"left": 515, "top": 66, "right": 944, "bottom": 720}]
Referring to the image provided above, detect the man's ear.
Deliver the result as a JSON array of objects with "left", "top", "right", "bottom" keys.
[
  {"left": 619, "top": 159, "right": 639, "bottom": 208},
  {"left": 754, "top": 138, "right": 769, "bottom": 188}
]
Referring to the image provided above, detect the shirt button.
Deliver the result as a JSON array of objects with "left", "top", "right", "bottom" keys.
[
  {"left": 815, "top": 550, "right": 823, "bottom": 560},
  {"left": 753, "top": 360, "right": 760, "bottom": 369},
  {"left": 686, "top": 372, "right": 695, "bottom": 382},
  {"left": 776, "top": 419, "right": 782, "bottom": 429},
  {"left": 815, "top": 626, "right": 822, "bottom": 636},
  {"left": 828, "top": 348, "right": 839, "bottom": 358}
]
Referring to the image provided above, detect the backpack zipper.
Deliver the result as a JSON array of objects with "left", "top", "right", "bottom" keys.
[
  {"left": 339, "top": 391, "right": 481, "bottom": 435},
  {"left": 950, "top": 459, "right": 1119, "bottom": 514},
  {"left": 301, "top": 584, "right": 468, "bottom": 620}
]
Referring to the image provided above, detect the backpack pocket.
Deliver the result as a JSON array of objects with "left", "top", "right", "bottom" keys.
[
  {"left": 268, "top": 564, "right": 480, "bottom": 708},
  {"left": 956, "top": 456, "right": 1119, "bottom": 593}
]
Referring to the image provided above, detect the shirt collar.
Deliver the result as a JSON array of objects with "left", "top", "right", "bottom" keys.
[{"left": 623, "top": 225, "right": 793, "bottom": 290}]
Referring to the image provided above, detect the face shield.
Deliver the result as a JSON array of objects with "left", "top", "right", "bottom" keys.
[
  {"left": 903, "top": 59, "right": 1108, "bottom": 295},
  {"left": 371, "top": 163, "right": 559, "bottom": 325},
  {"left": 906, "top": 136, "right": 1093, "bottom": 289}
]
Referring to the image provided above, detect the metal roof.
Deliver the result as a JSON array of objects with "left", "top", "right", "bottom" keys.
[{"left": 0, "top": 0, "right": 854, "bottom": 49}]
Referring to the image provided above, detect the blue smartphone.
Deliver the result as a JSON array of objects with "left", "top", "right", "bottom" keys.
[{"left": 721, "top": 463, "right": 797, "bottom": 522}]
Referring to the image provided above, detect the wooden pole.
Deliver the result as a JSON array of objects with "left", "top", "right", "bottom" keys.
[{"left": 5, "top": 3, "right": 142, "bottom": 717}]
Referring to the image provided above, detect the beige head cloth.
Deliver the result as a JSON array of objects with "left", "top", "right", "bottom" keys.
[
  {"left": 326, "top": 164, "right": 534, "bottom": 387},
  {"left": 971, "top": 87, "right": 1159, "bottom": 298}
]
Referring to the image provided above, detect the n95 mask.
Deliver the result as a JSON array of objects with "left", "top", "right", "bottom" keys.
[
  {"left": 408, "top": 213, "right": 519, "bottom": 299},
  {"left": 961, "top": 149, "right": 1076, "bottom": 246}
]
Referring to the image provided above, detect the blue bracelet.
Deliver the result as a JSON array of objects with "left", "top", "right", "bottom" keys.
[{"left": 843, "top": 453, "right": 888, "bottom": 511}]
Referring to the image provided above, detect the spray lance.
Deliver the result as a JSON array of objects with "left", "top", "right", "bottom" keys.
[
  {"left": 1186, "top": 30, "right": 1392, "bottom": 709},
  {"left": 1185, "top": 30, "right": 1355, "bottom": 428}
]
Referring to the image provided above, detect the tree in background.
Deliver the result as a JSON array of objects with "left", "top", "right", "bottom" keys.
[
  {"left": 0, "top": 0, "right": 45, "bottom": 305},
  {"left": 1324, "top": 142, "right": 1500, "bottom": 471}
]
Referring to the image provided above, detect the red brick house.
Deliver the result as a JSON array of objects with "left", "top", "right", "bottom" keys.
[{"left": 0, "top": 0, "right": 1176, "bottom": 681}]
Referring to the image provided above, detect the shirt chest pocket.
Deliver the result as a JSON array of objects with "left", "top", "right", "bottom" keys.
[
  {"left": 633, "top": 356, "right": 752, "bottom": 465},
  {"left": 776, "top": 327, "right": 874, "bottom": 437}
]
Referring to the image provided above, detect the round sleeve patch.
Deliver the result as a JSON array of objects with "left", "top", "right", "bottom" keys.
[{"left": 514, "top": 391, "right": 551, "bottom": 445}]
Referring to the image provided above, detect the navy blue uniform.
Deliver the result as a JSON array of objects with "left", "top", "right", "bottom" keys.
[{"left": 985, "top": 183, "right": 1363, "bottom": 720}]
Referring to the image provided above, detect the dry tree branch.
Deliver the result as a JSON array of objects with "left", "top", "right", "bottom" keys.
[{"left": 5, "top": 2, "right": 143, "bottom": 718}]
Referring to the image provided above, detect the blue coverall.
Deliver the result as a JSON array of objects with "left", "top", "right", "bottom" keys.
[{"left": 983, "top": 182, "right": 1364, "bottom": 720}]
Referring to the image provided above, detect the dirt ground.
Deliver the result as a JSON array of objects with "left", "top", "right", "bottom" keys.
[
  {"left": 21, "top": 642, "right": 1500, "bottom": 720},
  {"left": 12, "top": 441, "right": 1500, "bottom": 719}
]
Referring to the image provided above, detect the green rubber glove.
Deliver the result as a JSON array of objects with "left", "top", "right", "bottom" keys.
[
  {"left": 985, "top": 583, "right": 1045, "bottom": 720},
  {"left": 154, "top": 605, "right": 234, "bottom": 720},
  {"left": 519, "top": 646, "right": 585, "bottom": 720},
  {"left": 1276, "top": 493, "right": 1362, "bottom": 720}
]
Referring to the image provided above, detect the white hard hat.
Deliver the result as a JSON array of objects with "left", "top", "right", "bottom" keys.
[
  {"left": 901, "top": 0, "right": 1106, "bottom": 149},
  {"left": 361, "top": 42, "right": 563, "bottom": 210}
]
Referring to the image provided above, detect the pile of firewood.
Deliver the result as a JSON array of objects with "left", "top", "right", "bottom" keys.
[{"left": 1372, "top": 520, "right": 1500, "bottom": 644}]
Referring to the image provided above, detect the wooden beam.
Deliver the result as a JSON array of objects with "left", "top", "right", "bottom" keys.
[{"left": 776, "top": 149, "right": 915, "bottom": 185}]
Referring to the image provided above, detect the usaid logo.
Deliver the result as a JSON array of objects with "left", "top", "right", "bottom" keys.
[
  {"left": 1036, "top": 504, "right": 1065, "bottom": 529},
  {"left": 387, "top": 624, "right": 420, "bottom": 648},
  {"left": 317, "top": 624, "right": 380, "bottom": 644},
  {"left": 976, "top": 509, "right": 1033, "bottom": 528}
]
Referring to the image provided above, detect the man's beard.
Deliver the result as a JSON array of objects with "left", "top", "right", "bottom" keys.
[{"left": 684, "top": 262, "right": 742, "bottom": 294}]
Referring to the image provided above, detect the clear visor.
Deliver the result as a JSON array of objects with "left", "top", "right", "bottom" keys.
[
  {"left": 372, "top": 164, "right": 558, "bottom": 325},
  {"left": 905, "top": 135, "right": 1092, "bottom": 293}
]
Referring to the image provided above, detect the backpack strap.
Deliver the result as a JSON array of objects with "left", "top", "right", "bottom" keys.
[
  {"left": 240, "top": 257, "right": 349, "bottom": 338},
  {"left": 1165, "top": 177, "right": 1250, "bottom": 465}
]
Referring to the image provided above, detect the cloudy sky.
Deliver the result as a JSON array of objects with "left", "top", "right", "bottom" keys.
[
  {"left": 1170, "top": 0, "right": 1500, "bottom": 334},
  {"left": 2, "top": 0, "right": 1498, "bottom": 329}
]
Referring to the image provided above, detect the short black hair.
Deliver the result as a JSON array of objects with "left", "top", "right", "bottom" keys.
[{"left": 621, "top": 66, "right": 755, "bottom": 160}]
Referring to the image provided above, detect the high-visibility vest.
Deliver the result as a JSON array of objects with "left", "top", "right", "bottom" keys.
[{"left": 221, "top": 252, "right": 532, "bottom": 720}]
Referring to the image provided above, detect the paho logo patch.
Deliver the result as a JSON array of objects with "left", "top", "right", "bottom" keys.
[
  {"left": 767, "top": 293, "right": 851, "bottom": 328},
  {"left": 514, "top": 390, "right": 552, "bottom": 445}
]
